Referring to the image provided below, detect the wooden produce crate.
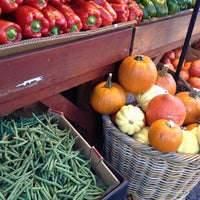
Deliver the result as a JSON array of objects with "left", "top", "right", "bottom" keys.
[
  {"left": 0, "top": 108, "right": 129, "bottom": 199},
  {"left": 132, "top": 9, "right": 200, "bottom": 58}
]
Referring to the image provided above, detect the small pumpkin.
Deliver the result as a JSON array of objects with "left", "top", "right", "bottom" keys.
[
  {"left": 133, "top": 126, "right": 149, "bottom": 144},
  {"left": 155, "top": 65, "right": 177, "bottom": 95},
  {"left": 90, "top": 73, "right": 126, "bottom": 114},
  {"left": 191, "top": 125, "right": 200, "bottom": 145},
  {"left": 148, "top": 119, "right": 183, "bottom": 153},
  {"left": 146, "top": 93, "right": 186, "bottom": 126},
  {"left": 175, "top": 89, "right": 200, "bottom": 126},
  {"left": 115, "top": 104, "right": 145, "bottom": 135},
  {"left": 185, "top": 122, "right": 199, "bottom": 131},
  {"left": 118, "top": 55, "right": 157, "bottom": 94},
  {"left": 135, "top": 84, "right": 168, "bottom": 111},
  {"left": 177, "top": 129, "right": 199, "bottom": 154}
]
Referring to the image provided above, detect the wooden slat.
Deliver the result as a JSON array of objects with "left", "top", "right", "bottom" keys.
[{"left": 132, "top": 10, "right": 200, "bottom": 58}]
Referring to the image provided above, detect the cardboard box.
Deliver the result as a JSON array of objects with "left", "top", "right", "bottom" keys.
[{"left": 48, "top": 108, "right": 128, "bottom": 199}]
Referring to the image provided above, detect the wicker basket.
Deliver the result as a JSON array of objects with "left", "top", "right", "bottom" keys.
[{"left": 102, "top": 115, "right": 200, "bottom": 200}]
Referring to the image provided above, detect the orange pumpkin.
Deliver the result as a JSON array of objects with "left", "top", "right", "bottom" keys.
[
  {"left": 146, "top": 93, "right": 186, "bottom": 126},
  {"left": 155, "top": 65, "right": 176, "bottom": 95},
  {"left": 118, "top": 55, "right": 157, "bottom": 94},
  {"left": 175, "top": 90, "right": 200, "bottom": 125},
  {"left": 90, "top": 73, "right": 126, "bottom": 114},
  {"left": 148, "top": 119, "right": 183, "bottom": 153},
  {"left": 185, "top": 123, "right": 199, "bottom": 131}
]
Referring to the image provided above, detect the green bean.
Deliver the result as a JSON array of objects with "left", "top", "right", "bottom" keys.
[
  {"left": 40, "top": 182, "right": 52, "bottom": 200},
  {"left": 0, "top": 191, "right": 6, "bottom": 200},
  {"left": 6, "top": 172, "right": 32, "bottom": 199},
  {"left": 32, "top": 113, "right": 55, "bottom": 134},
  {"left": 54, "top": 165, "right": 81, "bottom": 185},
  {"left": 72, "top": 180, "right": 91, "bottom": 200},
  {"left": 9, "top": 139, "right": 28, "bottom": 148},
  {"left": 34, "top": 175, "right": 63, "bottom": 189}
]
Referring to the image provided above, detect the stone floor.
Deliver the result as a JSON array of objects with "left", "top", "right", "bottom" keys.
[{"left": 186, "top": 182, "right": 200, "bottom": 200}]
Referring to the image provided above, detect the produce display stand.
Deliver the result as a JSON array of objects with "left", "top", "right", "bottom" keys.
[{"left": 0, "top": 9, "right": 200, "bottom": 147}]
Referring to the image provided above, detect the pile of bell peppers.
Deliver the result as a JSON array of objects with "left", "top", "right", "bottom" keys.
[
  {"left": 137, "top": 0, "right": 196, "bottom": 20},
  {"left": 0, "top": 0, "right": 143, "bottom": 44}
]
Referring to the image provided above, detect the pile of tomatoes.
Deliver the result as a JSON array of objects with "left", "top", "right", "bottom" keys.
[{"left": 160, "top": 47, "right": 200, "bottom": 90}]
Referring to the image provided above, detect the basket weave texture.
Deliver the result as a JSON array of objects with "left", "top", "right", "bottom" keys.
[{"left": 102, "top": 115, "right": 200, "bottom": 200}]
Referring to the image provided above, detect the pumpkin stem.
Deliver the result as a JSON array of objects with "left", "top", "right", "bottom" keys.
[
  {"left": 134, "top": 55, "right": 144, "bottom": 61},
  {"left": 105, "top": 73, "right": 112, "bottom": 88},
  {"left": 189, "top": 88, "right": 200, "bottom": 98},
  {"left": 159, "top": 65, "right": 169, "bottom": 77},
  {"left": 166, "top": 120, "right": 175, "bottom": 128}
]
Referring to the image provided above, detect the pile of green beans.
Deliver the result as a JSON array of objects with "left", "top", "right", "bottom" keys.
[{"left": 0, "top": 113, "right": 107, "bottom": 200}]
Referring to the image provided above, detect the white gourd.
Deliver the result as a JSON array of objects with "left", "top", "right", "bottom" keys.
[{"left": 115, "top": 104, "right": 145, "bottom": 135}]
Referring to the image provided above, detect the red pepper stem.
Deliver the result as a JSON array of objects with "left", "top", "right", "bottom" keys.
[
  {"left": 87, "top": 16, "right": 97, "bottom": 26},
  {"left": 31, "top": 20, "right": 41, "bottom": 33},
  {"left": 50, "top": 26, "right": 60, "bottom": 35},
  {"left": 6, "top": 27, "right": 17, "bottom": 41},
  {"left": 39, "top": 0, "right": 45, "bottom": 5},
  {"left": 70, "top": 24, "right": 78, "bottom": 32}
]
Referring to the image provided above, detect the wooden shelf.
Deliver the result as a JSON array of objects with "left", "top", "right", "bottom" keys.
[{"left": 132, "top": 10, "right": 200, "bottom": 59}]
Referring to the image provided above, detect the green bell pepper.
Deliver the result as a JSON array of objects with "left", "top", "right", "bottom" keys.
[
  {"left": 139, "top": 3, "right": 150, "bottom": 19},
  {"left": 166, "top": 0, "right": 180, "bottom": 15},
  {"left": 142, "top": 0, "right": 157, "bottom": 19},
  {"left": 187, "top": 0, "right": 196, "bottom": 8},
  {"left": 151, "top": 0, "right": 169, "bottom": 17},
  {"left": 177, "top": 0, "right": 191, "bottom": 10}
]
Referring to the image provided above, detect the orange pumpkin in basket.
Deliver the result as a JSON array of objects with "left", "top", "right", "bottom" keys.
[
  {"left": 118, "top": 55, "right": 157, "bottom": 94},
  {"left": 155, "top": 65, "right": 177, "bottom": 95},
  {"left": 175, "top": 90, "right": 200, "bottom": 126},
  {"left": 185, "top": 123, "right": 199, "bottom": 131},
  {"left": 148, "top": 119, "right": 183, "bottom": 153},
  {"left": 146, "top": 93, "right": 186, "bottom": 126},
  {"left": 90, "top": 73, "right": 126, "bottom": 115}
]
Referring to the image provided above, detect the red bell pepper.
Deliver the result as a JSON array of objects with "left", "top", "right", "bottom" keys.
[
  {"left": 128, "top": 0, "right": 143, "bottom": 25},
  {"left": 107, "top": 0, "right": 128, "bottom": 4},
  {"left": 50, "top": 1, "right": 82, "bottom": 33},
  {"left": 49, "top": 0, "right": 71, "bottom": 4},
  {"left": 0, "top": 19, "right": 22, "bottom": 44},
  {"left": 111, "top": 3, "right": 129, "bottom": 23},
  {"left": 70, "top": 0, "right": 102, "bottom": 30},
  {"left": 88, "top": 1, "right": 113, "bottom": 26},
  {"left": 24, "top": 0, "right": 48, "bottom": 10},
  {"left": 42, "top": 4, "right": 68, "bottom": 36},
  {"left": 0, "top": 0, "right": 23, "bottom": 13},
  {"left": 91, "top": 0, "right": 117, "bottom": 22},
  {"left": 15, "top": 5, "right": 49, "bottom": 38}
]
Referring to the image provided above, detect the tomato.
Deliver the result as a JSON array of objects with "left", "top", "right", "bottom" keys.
[
  {"left": 188, "top": 76, "right": 200, "bottom": 89},
  {"left": 182, "top": 61, "right": 192, "bottom": 71},
  {"left": 171, "top": 58, "right": 185, "bottom": 69},
  {"left": 189, "top": 59, "right": 200, "bottom": 77},
  {"left": 180, "top": 70, "right": 189, "bottom": 81},
  {"left": 162, "top": 50, "right": 176, "bottom": 61},
  {"left": 173, "top": 47, "right": 182, "bottom": 58}
]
